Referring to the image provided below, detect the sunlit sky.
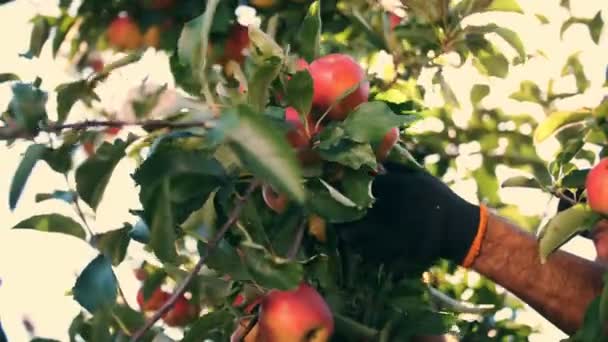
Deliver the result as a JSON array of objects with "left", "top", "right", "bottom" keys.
[{"left": 0, "top": 0, "right": 606, "bottom": 341}]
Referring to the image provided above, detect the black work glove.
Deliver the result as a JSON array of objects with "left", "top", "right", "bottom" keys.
[{"left": 336, "top": 162, "right": 482, "bottom": 270}]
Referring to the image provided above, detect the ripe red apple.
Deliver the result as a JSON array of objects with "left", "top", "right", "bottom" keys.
[
  {"left": 586, "top": 158, "right": 608, "bottom": 215},
  {"left": 262, "top": 184, "right": 289, "bottom": 214},
  {"left": 257, "top": 283, "right": 334, "bottom": 342},
  {"left": 107, "top": 16, "right": 142, "bottom": 50},
  {"left": 375, "top": 127, "right": 400, "bottom": 161},
  {"left": 162, "top": 295, "right": 199, "bottom": 327},
  {"left": 309, "top": 54, "right": 370, "bottom": 121},
  {"left": 143, "top": 25, "right": 161, "bottom": 48},
  {"left": 222, "top": 24, "right": 250, "bottom": 64},
  {"left": 389, "top": 13, "right": 401, "bottom": 30},
  {"left": 137, "top": 288, "right": 170, "bottom": 311},
  {"left": 105, "top": 126, "right": 122, "bottom": 136},
  {"left": 285, "top": 107, "right": 317, "bottom": 149}
]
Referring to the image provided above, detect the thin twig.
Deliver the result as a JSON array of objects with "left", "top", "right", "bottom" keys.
[
  {"left": 63, "top": 175, "right": 95, "bottom": 237},
  {"left": 130, "top": 180, "right": 261, "bottom": 341},
  {"left": 286, "top": 219, "right": 307, "bottom": 261}
]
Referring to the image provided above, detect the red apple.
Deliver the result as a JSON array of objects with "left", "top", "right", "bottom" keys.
[
  {"left": 162, "top": 295, "right": 199, "bottom": 327},
  {"left": 134, "top": 267, "right": 147, "bottom": 281},
  {"left": 88, "top": 58, "right": 104, "bottom": 73},
  {"left": 223, "top": 24, "right": 250, "bottom": 64},
  {"left": 83, "top": 142, "right": 96, "bottom": 157},
  {"left": 593, "top": 220, "right": 608, "bottom": 263},
  {"left": 309, "top": 54, "right": 370, "bottom": 121},
  {"left": 105, "top": 126, "right": 122, "bottom": 136},
  {"left": 285, "top": 107, "right": 318, "bottom": 149},
  {"left": 262, "top": 184, "right": 289, "bottom": 214},
  {"left": 107, "top": 16, "right": 142, "bottom": 50},
  {"left": 308, "top": 214, "right": 327, "bottom": 243},
  {"left": 143, "top": 25, "right": 161, "bottom": 48},
  {"left": 137, "top": 288, "right": 170, "bottom": 311},
  {"left": 586, "top": 158, "right": 608, "bottom": 215},
  {"left": 389, "top": 13, "right": 401, "bottom": 30},
  {"left": 258, "top": 283, "right": 334, "bottom": 342},
  {"left": 375, "top": 127, "right": 400, "bottom": 161}
]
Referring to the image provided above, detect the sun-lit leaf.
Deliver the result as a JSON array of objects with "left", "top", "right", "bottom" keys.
[
  {"left": 91, "top": 224, "right": 132, "bottom": 266},
  {"left": 75, "top": 139, "right": 129, "bottom": 211},
  {"left": 73, "top": 255, "right": 117, "bottom": 313},
  {"left": 561, "top": 53, "right": 590, "bottom": 93},
  {"left": 561, "top": 12, "right": 604, "bottom": 45},
  {"left": 510, "top": 80, "right": 543, "bottom": 103},
  {"left": 466, "top": 24, "right": 526, "bottom": 61},
  {"left": 501, "top": 176, "right": 541, "bottom": 189},
  {"left": 22, "top": 16, "right": 51, "bottom": 58},
  {"left": 470, "top": 84, "right": 490, "bottom": 106},
  {"left": 52, "top": 14, "right": 76, "bottom": 57},
  {"left": 0, "top": 73, "right": 19, "bottom": 83},
  {"left": 485, "top": 0, "right": 523, "bottom": 13},
  {"left": 13, "top": 214, "right": 86, "bottom": 240},
  {"left": 56, "top": 80, "right": 99, "bottom": 123},
  {"left": 466, "top": 36, "right": 509, "bottom": 78},
  {"left": 298, "top": 1, "right": 322, "bottom": 62},
  {"left": 534, "top": 110, "right": 592, "bottom": 143},
  {"left": 227, "top": 105, "right": 305, "bottom": 203},
  {"left": 538, "top": 204, "right": 600, "bottom": 263},
  {"left": 9, "top": 144, "right": 47, "bottom": 210}
]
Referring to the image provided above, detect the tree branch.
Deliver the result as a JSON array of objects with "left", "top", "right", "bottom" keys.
[
  {"left": 130, "top": 180, "right": 261, "bottom": 341},
  {"left": 0, "top": 119, "right": 216, "bottom": 141},
  {"left": 286, "top": 219, "right": 307, "bottom": 261}
]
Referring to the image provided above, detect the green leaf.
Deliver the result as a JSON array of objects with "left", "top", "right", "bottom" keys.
[
  {"left": 242, "top": 245, "right": 303, "bottom": 290},
  {"left": 470, "top": 84, "right": 490, "bottom": 106},
  {"left": 534, "top": 110, "right": 592, "bottom": 143},
  {"left": 9, "top": 81, "right": 48, "bottom": 134},
  {"left": 342, "top": 101, "right": 413, "bottom": 144},
  {"left": 471, "top": 43, "right": 509, "bottom": 78},
  {"left": 52, "top": 15, "right": 76, "bottom": 57},
  {"left": 308, "top": 180, "right": 367, "bottom": 223},
  {"left": 248, "top": 25, "right": 284, "bottom": 59},
  {"left": 42, "top": 143, "right": 73, "bottom": 174},
  {"left": 75, "top": 139, "right": 128, "bottom": 210},
  {"left": 227, "top": 106, "right": 305, "bottom": 203},
  {"left": 0, "top": 73, "right": 19, "bottom": 83},
  {"left": 500, "top": 176, "right": 540, "bottom": 189},
  {"left": 248, "top": 56, "right": 282, "bottom": 112},
  {"left": 56, "top": 80, "right": 99, "bottom": 124},
  {"left": 13, "top": 214, "right": 86, "bottom": 240},
  {"left": 485, "top": 0, "right": 523, "bottom": 13},
  {"left": 148, "top": 180, "right": 177, "bottom": 263},
  {"left": 466, "top": 24, "right": 526, "bottom": 61},
  {"left": 561, "top": 53, "right": 589, "bottom": 93},
  {"left": 23, "top": 16, "right": 51, "bottom": 58},
  {"left": 510, "top": 80, "right": 543, "bottom": 103},
  {"left": 561, "top": 169, "right": 589, "bottom": 188},
  {"left": 181, "top": 310, "right": 233, "bottom": 342},
  {"left": 9, "top": 144, "right": 47, "bottom": 210},
  {"left": 435, "top": 71, "right": 459, "bottom": 108},
  {"left": 561, "top": 12, "right": 604, "bottom": 45},
  {"left": 177, "top": 14, "right": 204, "bottom": 69},
  {"left": 319, "top": 179, "right": 357, "bottom": 208},
  {"left": 73, "top": 255, "right": 117, "bottom": 313},
  {"left": 342, "top": 169, "right": 375, "bottom": 210},
  {"left": 35, "top": 190, "right": 77, "bottom": 204},
  {"left": 91, "top": 224, "right": 132, "bottom": 266},
  {"left": 538, "top": 204, "right": 600, "bottom": 263},
  {"left": 298, "top": 1, "right": 322, "bottom": 62},
  {"left": 318, "top": 140, "right": 377, "bottom": 170},
  {"left": 199, "top": 240, "right": 252, "bottom": 281},
  {"left": 286, "top": 70, "right": 314, "bottom": 118}
]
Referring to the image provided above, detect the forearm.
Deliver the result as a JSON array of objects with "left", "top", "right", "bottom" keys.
[{"left": 471, "top": 213, "right": 607, "bottom": 334}]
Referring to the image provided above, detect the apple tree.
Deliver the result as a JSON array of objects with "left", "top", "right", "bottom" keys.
[{"left": 1, "top": 0, "right": 607, "bottom": 341}]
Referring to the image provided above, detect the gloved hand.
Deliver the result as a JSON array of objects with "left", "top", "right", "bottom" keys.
[{"left": 336, "top": 162, "right": 486, "bottom": 271}]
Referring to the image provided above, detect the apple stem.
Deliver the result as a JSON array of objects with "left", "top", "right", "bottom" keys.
[
  {"left": 286, "top": 219, "right": 307, "bottom": 261},
  {"left": 130, "top": 180, "right": 261, "bottom": 341}
]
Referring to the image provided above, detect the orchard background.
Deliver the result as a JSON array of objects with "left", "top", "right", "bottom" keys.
[{"left": 0, "top": 0, "right": 607, "bottom": 341}]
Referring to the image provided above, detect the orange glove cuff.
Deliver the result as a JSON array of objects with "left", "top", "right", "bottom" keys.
[{"left": 461, "top": 205, "right": 489, "bottom": 268}]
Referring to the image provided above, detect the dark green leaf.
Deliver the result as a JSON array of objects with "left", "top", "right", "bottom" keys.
[
  {"left": 23, "top": 16, "right": 51, "bottom": 58},
  {"left": 342, "top": 101, "right": 413, "bottom": 144},
  {"left": 298, "top": 1, "right": 322, "bottom": 62},
  {"left": 501, "top": 176, "right": 541, "bottom": 189},
  {"left": 242, "top": 245, "right": 303, "bottom": 290},
  {"left": 92, "top": 224, "right": 132, "bottom": 266},
  {"left": 56, "top": 80, "right": 99, "bottom": 124},
  {"left": 556, "top": 138, "right": 584, "bottom": 165},
  {"left": 9, "top": 144, "right": 47, "bottom": 210},
  {"left": 286, "top": 70, "right": 314, "bottom": 118},
  {"left": 538, "top": 204, "right": 600, "bottom": 262},
  {"left": 318, "top": 140, "right": 377, "bottom": 170},
  {"left": 129, "top": 220, "right": 150, "bottom": 244},
  {"left": 0, "top": 73, "right": 19, "bottom": 83},
  {"left": 470, "top": 84, "right": 490, "bottom": 106},
  {"left": 199, "top": 240, "right": 251, "bottom": 281},
  {"left": 308, "top": 180, "right": 367, "bottom": 223},
  {"left": 35, "top": 190, "right": 77, "bottom": 204},
  {"left": 228, "top": 106, "right": 305, "bottom": 203},
  {"left": 9, "top": 82, "right": 48, "bottom": 134},
  {"left": 148, "top": 180, "right": 177, "bottom": 263},
  {"left": 111, "top": 305, "right": 146, "bottom": 335},
  {"left": 472, "top": 44, "right": 509, "bottom": 78},
  {"left": 510, "top": 81, "right": 543, "bottom": 103},
  {"left": 561, "top": 169, "right": 590, "bottom": 188},
  {"left": 248, "top": 57, "right": 282, "bottom": 112},
  {"left": 73, "top": 255, "right": 117, "bottom": 313},
  {"left": 342, "top": 170, "right": 374, "bottom": 210},
  {"left": 13, "top": 214, "right": 86, "bottom": 240},
  {"left": 466, "top": 24, "right": 526, "bottom": 61},
  {"left": 52, "top": 15, "right": 76, "bottom": 57},
  {"left": 76, "top": 139, "right": 128, "bottom": 210},
  {"left": 181, "top": 309, "right": 233, "bottom": 342},
  {"left": 561, "top": 53, "right": 589, "bottom": 93}
]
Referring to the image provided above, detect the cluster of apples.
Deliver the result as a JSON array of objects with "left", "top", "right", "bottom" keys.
[
  {"left": 263, "top": 53, "right": 400, "bottom": 213},
  {"left": 230, "top": 283, "right": 333, "bottom": 342},
  {"left": 586, "top": 158, "right": 608, "bottom": 216},
  {"left": 134, "top": 269, "right": 200, "bottom": 327}
]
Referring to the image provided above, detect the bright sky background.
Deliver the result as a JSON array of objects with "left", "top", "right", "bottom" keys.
[{"left": 0, "top": 0, "right": 606, "bottom": 341}]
